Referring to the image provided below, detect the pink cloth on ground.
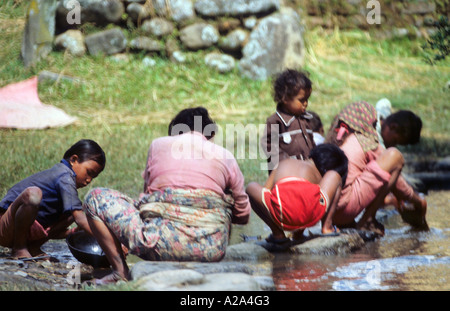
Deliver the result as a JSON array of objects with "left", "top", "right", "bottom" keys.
[
  {"left": 142, "top": 131, "right": 251, "bottom": 223},
  {"left": 0, "top": 76, "right": 77, "bottom": 129}
]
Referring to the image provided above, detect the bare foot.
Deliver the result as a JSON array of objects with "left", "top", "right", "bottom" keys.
[
  {"left": 322, "top": 225, "right": 340, "bottom": 235},
  {"left": 11, "top": 248, "right": 32, "bottom": 259},
  {"left": 357, "top": 219, "right": 385, "bottom": 236},
  {"left": 87, "top": 272, "right": 128, "bottom": 286},
  {"left": 28, "top": 243, "right": 47, "bottom": 257}
]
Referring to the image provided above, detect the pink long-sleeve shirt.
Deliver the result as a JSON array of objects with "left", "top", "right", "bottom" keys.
[
  {"left": 142, "top": 131, "right": 250, "bottom": 224},
  {"left": 337, "top": 134, "right": 415, "bottom": 221}
]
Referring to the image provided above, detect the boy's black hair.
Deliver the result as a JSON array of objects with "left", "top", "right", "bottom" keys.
[
  {"left": 383, "top": 110, "right": 422, "bottom": 145},
  {"left": 273, "top": 69, "right": 312, "bottom": 107},
  {"left": 309, "top": 143, "right": 348, "bottom": 185},
  {"left": 168, "top": 106, "right": 217, "bottom": 140},
  {"left": 63, "top": 139, "right": 106, "bottom": 168}
]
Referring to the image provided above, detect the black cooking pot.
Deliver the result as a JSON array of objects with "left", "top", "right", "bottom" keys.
[{"left": 66, "top": 231, "right": 110, "bottom": 268}]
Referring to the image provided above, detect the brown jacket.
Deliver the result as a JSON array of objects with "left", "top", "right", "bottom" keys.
[{"left": 261, "top": 110, "right": 316, "bottom": 172}]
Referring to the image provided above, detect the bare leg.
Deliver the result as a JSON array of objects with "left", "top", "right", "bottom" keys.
[
  {"left": 246, "top": 182, "right": 286, "bottom": 240},
  {"left": 357, "top": 148, "right": 404, "bottom": 236},
  {"left": 7, "top": 187, "right": 42, "bottom": 258},
  {"left": 86, "top": 216, "right": 129, "bottom": 284},
  {"left": 28, "top": 214, "right": 76, "bottom": 256},
  {"left": 318, "top": 171, "right": 342, "bottom": 234}
]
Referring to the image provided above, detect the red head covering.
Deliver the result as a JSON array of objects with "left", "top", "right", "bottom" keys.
[{"left": 337, "top": 101, "right": 379, "bottom": 152}]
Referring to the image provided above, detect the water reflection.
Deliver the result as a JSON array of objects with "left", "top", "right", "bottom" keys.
[{"left": 238, "top": 190, "right": 450, "bottom": 291}]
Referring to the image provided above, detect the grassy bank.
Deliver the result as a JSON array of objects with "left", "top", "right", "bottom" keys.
[{"left": 1, "top": 1, "right": 449, "bottom": 200}]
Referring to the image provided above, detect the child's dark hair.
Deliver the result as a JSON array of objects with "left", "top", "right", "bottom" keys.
[
  {"left": 168, "top": 107, "right": 217, "bottom": 140},
  {"left": 273, "top": 69, "right": 312, "bottom": 108},
  {"left": 63, "top": 139, "right": 106, "bottom": 168},
  {"left": 309, "top": 143, "right": 348, "bottom": 185},
  {"left": 383, "top": 110, "right": 422, "bottom": 145}
]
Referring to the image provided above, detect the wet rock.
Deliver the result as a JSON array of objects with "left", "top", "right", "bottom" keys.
[
  {"left": 291, "top": 232, "right": 365, "bottom": 255},
  {"left": 54, "top": 29, "right": 86, "bottom": 56},
  {"left": 134, "top": 268, "right": 264, "bottom": 291},
  {"left": 85, "top": 28, "right": 127, "bottom": 55},
  {"left": 129, "top": 257, "right": 273, "bottom": 291},
  {"left": 135, "top": 269, "right": 204, "bottom": 290},
  {"left": 238, "top": 7, "right": 305, "bottom": 80},
  {"left": 179, "top": 23, "right": 219, "bottom": 50},
  {"left": 22, "top": 0, "right": 58, "bottom": 67},
  {"left": 180, "top": 272, "right": 262, "bottom": 291},
  {"left": 224, "top": 242, "right": 273, "bottom": 261},
  {"left": 130, "top": 261, "right": 257, "bottom": 280},
  {"left": 436, "top": 157, "right": 450, "bottom": 171}
]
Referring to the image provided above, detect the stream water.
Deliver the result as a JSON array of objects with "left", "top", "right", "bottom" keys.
[
  {"left": 230, "top": 189, "right": 450, "bottom": 291},
  {"left": 2, "top": 191, "right": 447, "bottom": 291}
]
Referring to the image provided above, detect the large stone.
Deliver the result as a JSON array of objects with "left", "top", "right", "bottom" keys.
[
  {"left": 141, "top": 18, "right": 175, "bottom": 37},
  {"left": 223, "top": 243, "right": 273, "bottom": 261},
  {"left": 238, "top": 7, "right": 305, "bottom": 80},
  {"left": 56, "top": 0, "right": 124, "bottom": 29},
  {"left": 179, "top": 23, "right": 219, "bottom": 50},
  {"left": 126, "top": 2, "right": 152, "bottom": 23},
  {"left": 181, "top": 272, "right": 262, "bottom": 291},
  {"left": 204, "top": 53, "right": 236, "bottom": 73},
  {"left": 135, "top": 270, "right": 263, "bottom": 291},
  {"left": 136, "top": 269, "right": 205, "bottom": 290},
  {"left": 195, "top": 0, "right": 280, "bottom": 17},
  {"left": 152, "top": 0, "right": 196, "bottom": 23},
  {"left": 21, "top": 0, "right": 58, "bottom": 67},
  {"left": 54, "top": 29, "right": 86, "bottom": 56},
  {"left": 130, "top": 261, "right": 256, "bottom": 280},
  {"left": 402, "top": 0, "right": 436, "bottom": 15},
  {"left": 218, "top": 28, "right": 249, "bottom": 52},
  {"left": 290, "top": 232, "right": 365, "bottom": 255},
  {"left": 85, "top": 28, "right": 127, "bottom": 55},
  {"left": 129, "top": 36, "right": 164, "bottom": 52}
]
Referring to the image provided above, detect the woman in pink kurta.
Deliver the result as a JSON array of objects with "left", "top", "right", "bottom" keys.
[
  {"left": 327, "top": 102, "right": 427, "bottom": 235},
  {"left": 83, "top": 107, "right": 251, "bottom": 285}
]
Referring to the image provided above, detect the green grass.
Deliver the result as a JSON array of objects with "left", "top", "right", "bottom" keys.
[{"left": 1, "top": 1, "right": 449, "bottom": 200}]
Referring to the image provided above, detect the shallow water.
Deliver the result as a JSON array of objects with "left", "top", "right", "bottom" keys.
[
  {"left": 231, "top": 190, "right": 450, "bottom": 291},
  {"left": 4, "top": 191, "right": 447, "bottom": 291}
]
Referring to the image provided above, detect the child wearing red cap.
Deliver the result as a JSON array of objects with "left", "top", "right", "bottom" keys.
[{"left": 246, "top": 144, "right": 348, "bottom": 251}]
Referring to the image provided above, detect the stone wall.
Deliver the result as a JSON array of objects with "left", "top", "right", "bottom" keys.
[
  {"left": 23, "top": 0, "right": 448, "bottom": 78},
  {"left": 49, "top": 0, "right": 306, "bottom": 80},
  {"left": 292, "top": 0, "right": 449, "bottom": 35}
]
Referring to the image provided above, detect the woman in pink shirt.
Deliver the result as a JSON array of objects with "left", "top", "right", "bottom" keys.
[
  {"left": 326, "top": 102, "right": 427, "bottom": 236},
  {"left": 83, "top": 107, "right": 251, "bottom": 284}
]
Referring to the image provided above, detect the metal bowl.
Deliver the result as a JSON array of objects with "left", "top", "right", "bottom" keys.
[{"left": 66, "top": 231, "right": 110, "bottom": 268}]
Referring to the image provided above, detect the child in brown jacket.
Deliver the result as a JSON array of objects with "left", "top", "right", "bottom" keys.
[{"left": 261, "top": 69, "right": 316, "bottom": 173}]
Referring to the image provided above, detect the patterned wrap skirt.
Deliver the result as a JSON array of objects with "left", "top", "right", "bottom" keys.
[{"left": 83, "top": 187, "right": 233, "bottom": 262}]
